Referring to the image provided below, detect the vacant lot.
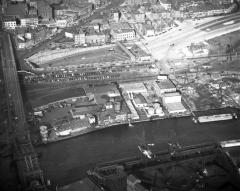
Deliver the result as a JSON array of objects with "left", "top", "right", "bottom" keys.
[{"left": 26, "top": 85, "right": 86, "bottom": 107}]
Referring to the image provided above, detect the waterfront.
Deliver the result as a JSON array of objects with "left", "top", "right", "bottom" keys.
[{"left": 37, "top": 116, "right": 240, "bottom": 187}]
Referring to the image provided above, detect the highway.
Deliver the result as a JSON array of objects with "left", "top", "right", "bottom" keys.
[
  {"left": 144, "top": 11, "right": 240, "bottom": 61},
  {"left": 0, "top": 33, "right": 27, "bottom": 137}
]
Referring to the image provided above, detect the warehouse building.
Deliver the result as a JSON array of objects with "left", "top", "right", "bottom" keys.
[
  {"left": 162, "top": 92, "right": 187, "bottom": 114},
  {"left": 157, "top": 78, "right": 176, "bottom": 94}
]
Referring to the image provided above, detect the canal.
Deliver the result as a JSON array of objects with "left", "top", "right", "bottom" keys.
[{"left": 36, "top": 116, "right": 240, "bottom": 187}]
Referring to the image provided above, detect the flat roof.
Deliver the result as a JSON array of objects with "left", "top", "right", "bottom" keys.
[
  {"left": 157, "top": 79, "right": 176, "bottom": 90},
  {"left": 163, "top": 92, "right": 181, "bottom": 97},
  {"left": 5, "top": 3, "right": 27, "bottom": 17},
  {"left": 3, "top": 16, "right": 16, "bottom": 22},
  {"left": 110, "top": 22, "right": 132, "bottom": 30},
  {"left": 120, "top": 82, "right": 147, "bottom": 92},
  {"left": 165, "top": 102, "right": 186, "bottom": 112},
  {"left": 59, "top": 178, "right": 102, "bottom": 191}
]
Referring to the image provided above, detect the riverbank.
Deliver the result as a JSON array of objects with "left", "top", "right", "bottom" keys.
[{"left": 37, "top": 115, "right": 240, "bottom": 187}]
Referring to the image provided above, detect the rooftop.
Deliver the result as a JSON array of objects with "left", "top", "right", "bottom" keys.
[
  {"left": 59, "top": 178, "right": 102, "bottom": 191},
  {"left": 5, "top": 3, "right": 27, "bottom": 17},
  {"left": 72, "top": 104, "right": 100, "bottom": 114},
  {"left": 110, "top": 22, "right": 132, "bottom": 31},
  {"left": 163, "top": 92, "right": 181, "bottom": 97},
  {"left": 157, "top": 79, "right": 176, "bottom": 90},
  {"left": 3, "top": 16, "right": 16, "bottom": 22},
  {"left": 165, "top": 102, "right": 186, "bottom": 112},
  {"left": 120, "top": 82, "right": 147, "bottom": 93}
]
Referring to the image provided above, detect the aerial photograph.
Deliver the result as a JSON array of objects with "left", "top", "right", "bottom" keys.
[{"left": 1, "top": 0, "right": 240, "bottom": 190}]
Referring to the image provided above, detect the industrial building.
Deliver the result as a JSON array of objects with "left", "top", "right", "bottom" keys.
[
  {"left": 156, "top": 78, "right": 176, "bottom": 94},
  {"left": 162, "top": 92, "right": 187, "bottom": 114},
  {"left": 120, "top": 82, "right": 147, "bottom": 96}
]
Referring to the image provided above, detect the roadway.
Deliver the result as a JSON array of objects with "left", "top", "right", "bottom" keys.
[
  {"left": 0, "top": 32, "right": 27, "bottom": 137},
  {"left": 144, "top": 11, "right": 240, "bottom": 61}
]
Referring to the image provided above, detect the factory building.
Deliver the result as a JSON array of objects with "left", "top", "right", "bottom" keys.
[
  {"left": 157, "top": 78, "right": 176, "bottom": 94},
  {"left": 162, "top": 92, "right": 187, "bottom": 114},
  {"left": 120, "top": 82, "right": 147, "bottom": 94}
]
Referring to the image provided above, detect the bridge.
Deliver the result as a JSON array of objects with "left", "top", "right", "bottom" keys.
[{"left": 0, "top": 32, "right": 47, "bottom": 190}]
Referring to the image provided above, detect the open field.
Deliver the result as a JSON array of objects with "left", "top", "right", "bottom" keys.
[
  {"left": 25, "top": 85, "right": 86, "bottom": 107},
  {"left": 40, "top": 46, "right": 130, "bottom": 68}
]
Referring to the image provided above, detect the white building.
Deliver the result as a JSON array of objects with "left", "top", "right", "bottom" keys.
[
  {"left": 74, "top": 31, "right": 86, "bottom": 45},
  {"left": 20, "top": 16, "right": 38, "bottom": 27},
  {"left": 111, "top": 29, "right": 136, "bottom": 42},
  {"left": 3, "top": 17, "right": 16, "bottom": 29},
  {"left": 55, "top": 16, "right": 73, "bottom": 28},
  {"left": 162, "top": 92, "right": 181, "bottom": 104},
  {"left": 157, "top": 79, "right": 176, "bottom": 94},
  {"left": 113, "top": 12, "right": 120, "bottom": 23},
  {"left": 145, "top": 25, "right": 155, "bottom": 37},
  {"left": 162, "top": 92, "right": 187, "bottom": 114},
  {"left": 160, "top": 0, "right": 172, "bottom": 10},
  {"left": 120, "top": 82, "right": 147, "bottom": 94}
]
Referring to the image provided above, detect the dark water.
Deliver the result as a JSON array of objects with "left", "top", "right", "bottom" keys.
[{"left": 37, "top": 117, "right": 240, "bottom": 186}]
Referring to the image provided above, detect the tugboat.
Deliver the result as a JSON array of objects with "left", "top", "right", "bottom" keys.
[{"left": 138, "top": 144, "right": 155, "bottom": 159}]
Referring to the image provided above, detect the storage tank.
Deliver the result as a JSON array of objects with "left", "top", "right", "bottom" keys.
[
  {"left": 39, "top": 125, "right": 47, "bottom": 131},
  {"left": 148, "top": 107, "right": 154, "bottom": 115},
  {"left": 155, "top": 107, "right": 162, "bottom": 114},
  {"left": 40, "top": 130, "right": 48, "bottom": 137},
  {"left": 114, "top": 102, "right": 121, "bottom": 112}
]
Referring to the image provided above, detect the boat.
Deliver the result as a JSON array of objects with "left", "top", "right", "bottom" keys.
[
  {"left": 138, "top": 144, "right": 155, "bottom": 159},
  {"left": 220, "top": 139, "right": 240, "bottom": 148}
]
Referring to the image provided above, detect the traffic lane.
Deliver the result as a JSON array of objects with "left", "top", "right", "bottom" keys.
[
  {"left": 149, "top": 22, "right": 240, "bottom": 60},
  {"left": 201, "top": 17, "right": 240, "bottom": 31},
  {"left": 195, "top": 11, "right": 240, "bottom": 29},
  {"left": 37, "top": 117, "right": 240, "bottom": 186},
  {"left": 147, "top": 14, "right": 240, "bottom": 48},
  {"left": 1, "top": 33, "right": 26, "bottom": 128}
]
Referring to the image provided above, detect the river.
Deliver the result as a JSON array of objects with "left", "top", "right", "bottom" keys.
[{"left": 36, "top": 116, "right": 240, "bottom": 187}]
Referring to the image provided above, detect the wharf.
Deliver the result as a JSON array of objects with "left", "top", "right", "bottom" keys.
[
  {"left": 40, "top": 112, "right": 191, "bottom": 145},
  {"left": 41, "top": 106, "right": 240, "bottom": 145}
]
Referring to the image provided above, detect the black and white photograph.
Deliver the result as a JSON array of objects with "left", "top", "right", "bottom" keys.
[{"left": 1, "top": 0, "right": 240, "bottom": 190}]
